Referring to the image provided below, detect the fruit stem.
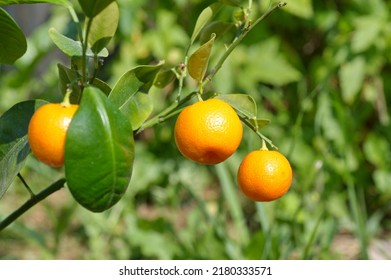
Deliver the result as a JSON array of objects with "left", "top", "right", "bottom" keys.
[
  {"left": 61, "top": 89, "right": 72, "bottom": 107},
  {"left": 238, "top": 115, "right": 277, "bottom": 149},
  {"left": 261, "top": 139, "right": 268, "bottom": 151},
  {"left": 0, "top": 178, "right": 66, "bottom": 232}
]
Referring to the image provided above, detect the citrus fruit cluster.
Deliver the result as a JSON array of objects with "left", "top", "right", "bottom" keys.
[{"left": 174, "top": 98, "right": 293, "bottom": 202}]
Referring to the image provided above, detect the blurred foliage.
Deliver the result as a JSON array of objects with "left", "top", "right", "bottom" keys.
[{"left": 1, "top": 0, "right": 391, "bottom": 259}]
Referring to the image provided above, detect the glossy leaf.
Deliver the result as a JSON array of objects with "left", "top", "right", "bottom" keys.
[
  {"left": 65, "top": 87, "right": 134, "bottom": 212},
  {"left": 87, "top": 1, "right": 119, "bottom": 54},
  {"left": 0, "top": 100, "right": 47, "bottom": 199},
  {"left": 199, "top": 21, "right": 234, "bottom": 45},
  {"left": 0, "top": 8, "right": 27, "bottom": 64},
  {"left": 0, "top": 0, "right": 68, "bottom": 5},
  {"left": 78, "top": 0, "right": 115, "bottom": 18},
  {"left": 190, "top": 2, "right": 222, "bottom": 45},
  {"left": 216, "top": 93, "right": 257, "bottom": 119},
  {"left": 187, "top": 34, "right": 216, "bottom": 83},
  {"left": 109, "top": 62, "right": 164, "bottom": 130},
  {"left": 49, "top": 28, "right": 109, "bottom": 57}
]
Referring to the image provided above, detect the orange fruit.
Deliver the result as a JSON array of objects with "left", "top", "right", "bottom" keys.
[
  {"left": 174, "top": 98, "right": 243, "bottom": 165},
  {"left": 28, "top": 103, "right": 79, "bottom": 167},
  {"left": 237, "top": 149, "right": 292, "bottom": 201}
]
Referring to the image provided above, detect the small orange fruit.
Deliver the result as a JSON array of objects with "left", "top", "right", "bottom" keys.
[
  {"left": 28, "top": 103, "right": 79, "bottom": 167},
  {"left": 237, "top": 149, "right": 292, "bottom": 201},
  {"left": 174, "top": 98, "right": 243, "bottom": 165}
]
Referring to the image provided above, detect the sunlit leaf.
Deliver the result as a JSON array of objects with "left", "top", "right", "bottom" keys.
[
  {"left": 65, "top": 87, "right": 134, "bottom": 212},
  {"left": 87, "top": 1, "right": 119, "bottom": 54},
  {"left": 188, "top": 34, "right": 216, "bottom": 83},
  {"left": 283, "top": 0, "right": 314, "bottom": 19},
  {"left": 109, "top": 62, "right": 164, "bottom": 130},
  {"left": 0, "top": 7, "right": 27, "bottom": 64},
  {"left": 190, "top": 2, "right": 222, "bottom": 45},
  {"left": 49, "top": 27, "right": 109, "bottom": 57},
  {"left": 78, "top": 0, "right": 115, "bottom": 18}
]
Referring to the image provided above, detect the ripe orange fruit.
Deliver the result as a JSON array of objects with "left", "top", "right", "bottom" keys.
[
  {"left": 28, "top": 103, "right": 79, "bottom": 167},
  {"left": 174, "top": 98, "right": 243, "bottom": 165},
  {"left": 237, "top": 149, "right": 292, "bottom": 201}
]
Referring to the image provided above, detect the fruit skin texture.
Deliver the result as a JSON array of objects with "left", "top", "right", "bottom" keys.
[
  {"left": 174, "top": 98, "right": 243, "bottom": 165},
  {"left": 28, "top": 103, "right": 79, "bottom": 167},
  {"left": 237, "top": 150, "right": 293, "bottom": 202}
]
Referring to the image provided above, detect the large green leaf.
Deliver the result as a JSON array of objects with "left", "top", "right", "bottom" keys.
[
  {"left": 78, "top": 0, "right": 115, "bottom": 18},
  {"left": 87, "top": 1, "right": 119, "bottom": 54},
  {"left": 0, "top": 100, "right": 47, "bottom": 199},
  {"left": 187, "top": 33, "right": 216, "bottom": 83},
  {"left": 49, "top": 27, "right": 109, "bottom": 57},
  {"left": 0, "top": 0, "right": 68, "bottom": 5},
  {"left": 0, "top": 7, "right": 27, "bottom": 64},
  {"left": 109, "top": 62, "right": 164, "bottom": 130},
  {"left": 65, "top": 87, "right": 134, "bottom": 212},
  {"left": 190, "top": 2, "right": 222, "bottom": 45}
]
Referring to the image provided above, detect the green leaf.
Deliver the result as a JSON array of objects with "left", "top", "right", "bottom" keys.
[
  {"left": 154, "top": 68, "right": 176, "bottom": 88},
  {"left": 190, "top": 2, "right": 222, "bottom": 45},
  {"left": 57, "top": 63, "right": 82, "bottom": 104},
  {"left": 216, "top": 93, "right": 257, "bottom": 118},
  {"left": 49, "top": 27, "right": 109, "bottom": 57},
  {"left": 87, "top": 1, "right": 119, "bottom": 54},
  {"left": 373, "top": 169, "right": 391, "bottom": 196},
  {"left": 65, "top": 87, "right": 134, "bottom": 212},
  {"left": 218, "top": 0, "right": 243, "bottom": 7},
  {"left": 58, "top": 64, "right": 112, "bottom": 103},
  {"left": 0, "top": 8, "right": 27, "bottom": 64},
  {"left": 199, "top": 21, "right": 235, "bottom": 45},
  {"left": 0, "top": 100, "right": 47, "bottom": 199},
  {"left": 283, "top": 0, "right": 314, "bottom": 19},
  {"left": 339, "top": 56, "right": 365, "bottom": 104},
  {"left": 242, "top": 38, "right": 302, "bottom": 86},
  {"left": 78, "top": 0, "right": 115, "bottom": 18},
  {"left": 352, "top": 16, "right": 383, "bottom": 53},
  {"left": 188, "top": 33, "right": 216, "bottom": 83},
  {"left": 250, "top": 119, "right": 271, "bottom": 129},
  {"left": 109, "top": 62, "right": 164, "bottom": 130},
  {"left": 0, "top": 0, "right": 68, "bottom": 5}
]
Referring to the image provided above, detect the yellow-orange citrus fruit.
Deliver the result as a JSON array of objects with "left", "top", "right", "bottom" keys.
[
  {"left": 237, "top": 149, "right": 292, "bottom": 201},
  {"left": 174, "top": 98, "right": 243, "bottom": 165},
  {"left": 28, "top": 103, "right": 79, "bottom": 167}
]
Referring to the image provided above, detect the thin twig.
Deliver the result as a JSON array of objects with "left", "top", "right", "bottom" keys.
[
  {"left": 17, "top": 173, "right": 35, "bottom": 198},
  {"left": 0, "top": 178, "right": 66, "bottom": 232}
]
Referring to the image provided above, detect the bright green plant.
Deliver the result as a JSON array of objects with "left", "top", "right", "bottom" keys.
[{"left": 0, "top": 0, "right": 289, "bottom": 231}]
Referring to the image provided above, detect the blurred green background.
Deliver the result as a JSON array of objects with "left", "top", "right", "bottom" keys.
[{"left": 1, "top": 0, "right": 391, "bottom": 259}]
